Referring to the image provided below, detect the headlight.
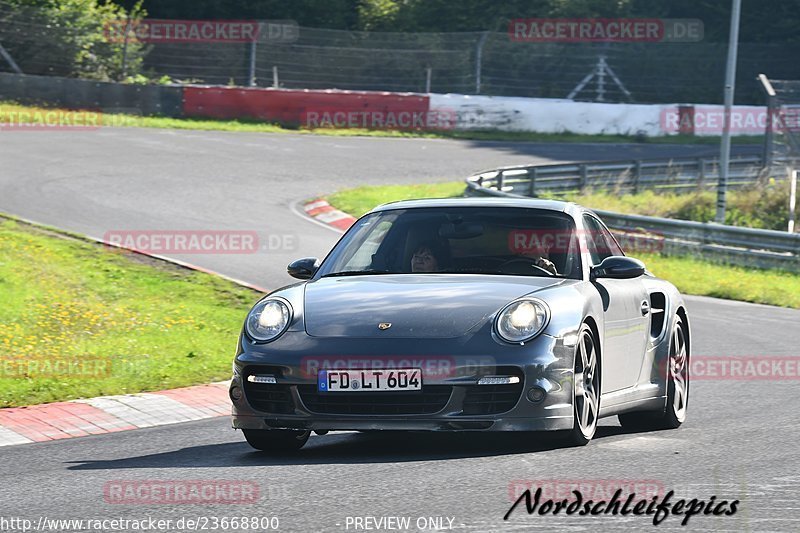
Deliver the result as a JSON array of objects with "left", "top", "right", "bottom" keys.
[
  {"left": 494, "top": 299, "right": 549, "bottom": 343},
  {"left": 245, "top": 298, "right": 292, "bottom": 342}
]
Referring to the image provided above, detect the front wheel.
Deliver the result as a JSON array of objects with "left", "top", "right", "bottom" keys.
[
  {"left": 242, "top": 429, "right": 310, "bottom": 452},
  {"left": 619, "top": 316, "right": 689, "bottom": 430},
  {"left": 566, "top": 324, "right": 600, "bottom": 446}
]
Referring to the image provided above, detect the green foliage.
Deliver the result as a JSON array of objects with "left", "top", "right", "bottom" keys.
[
  {"left": 545, "top": 180, "right": 794, "bottom": 231},
  {"left": 353, "top": 0, "right": 800, "bottom": 43},
  {"left": 122, "top": 73, "right": 172, "bottom": 85},
  {"left": 1, "top": 0, "right": 148, "bottom": 81},
  {"left": 114, "top": 0, "right": 361, "bottom": 29},
  {"left": 325, "top": 178, "right": 795, "bottom": 232},
  {"left": 107, "top": 0, "right": 800, "bottom": 43}
]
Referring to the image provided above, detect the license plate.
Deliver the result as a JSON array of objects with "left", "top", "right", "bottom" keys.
[{"left": 318, "top": 369, "right": 422, "bottom": 392}]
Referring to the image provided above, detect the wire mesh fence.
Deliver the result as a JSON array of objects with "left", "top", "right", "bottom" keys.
[
  {"left": 2, "top": 2, "right": 800, "bottom": 104},
  {"left": 762, "top": 77, "right": 800, "bottom": 169}
]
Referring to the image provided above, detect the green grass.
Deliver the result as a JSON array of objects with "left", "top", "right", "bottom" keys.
[
  {"left": 0, "top": 217, "right": 261, "bottom": 407},
  {"left": 636, "top": 253, "right": 800, "bottom": 308},
  {"left": 325, "top": 183, "right": 800, "bottom": 309},
  {"left": 325, "top": 176, "right": 793, "bottom": 232},
  {"left": 541, "top": 180, "right": 793, "bottom": 231},
  {"left": 326, "top": 182, "right": 466, "bottom": 218},
  {"left": 0, "top": 101, "right": 763, "bottom": 144}
]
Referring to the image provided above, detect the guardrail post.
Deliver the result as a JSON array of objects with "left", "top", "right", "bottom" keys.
[
  {"left": 579, "top": 164, "right": 587, "bottom": 192},
  {"left": 763, "top": 92, "right": 776, "bottom": 171},
  {"left": 248, "top": 40, "right": 257, "bottom": 86},
  {"left": 697, "top": 158, "right": 706, "bottom": 190},
  {"left": 528, "top": 168, "right": 537, "bottom": 197},
  {"left": 790, "top": 169, "right": 797, "bottom": 233},
  {"left": 633, "top": 160, "right": 642, "bottom": 194}
]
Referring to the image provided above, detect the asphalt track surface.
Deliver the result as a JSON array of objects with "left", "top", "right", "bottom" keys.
[{"left": 1, "top": 129, "right": 797, "bottom": 532}]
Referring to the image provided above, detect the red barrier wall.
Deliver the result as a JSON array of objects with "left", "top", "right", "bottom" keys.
[{"left": 183, "top": 86, "right": 431, "bottom": 129}]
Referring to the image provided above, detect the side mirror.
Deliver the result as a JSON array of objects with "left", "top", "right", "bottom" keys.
[
  {"left": 287, "top": 257, "right": 320, "bottom": 280},
  {"left": 591, "top": 256, "right": 645, "bottom": 280}
]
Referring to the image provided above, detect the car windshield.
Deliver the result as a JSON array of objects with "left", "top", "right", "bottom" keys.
[{"left": 316, "top": 206, "right": 581, "bottom": 279}]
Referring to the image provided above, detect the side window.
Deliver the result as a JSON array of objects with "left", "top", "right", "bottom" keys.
[
  {"left": 600, "top": 222, "right": 624, "bottom": 257},
  {"left": 582, "top": 215, "right": 623, "bottom": 265},
  {"left": 342, "top": 219, "right": 394, "bottom": 270}
]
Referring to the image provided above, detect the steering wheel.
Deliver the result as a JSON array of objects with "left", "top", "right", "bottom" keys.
[{"left": 496, "top": 257, "right": 556, "bottom": 276}]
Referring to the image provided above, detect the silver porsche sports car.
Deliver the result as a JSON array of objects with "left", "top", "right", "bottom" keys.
[{"left": 230, "top": 198, "right": 690, "bottom": 451}]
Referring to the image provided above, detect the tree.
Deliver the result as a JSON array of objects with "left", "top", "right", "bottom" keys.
[{"left": 0, "top": 0, "right": 147, "bottom": 80}]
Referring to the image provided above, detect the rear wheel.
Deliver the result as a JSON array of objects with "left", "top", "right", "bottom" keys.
[
  {"left": 619, "top": 316, "right": 689, "bottom": 430},
  {"left": 567, "top": 324, "right": 600, "bottom": 446},
  {"left": 242, "top": 429, "right": 310, "bottom": 452}
]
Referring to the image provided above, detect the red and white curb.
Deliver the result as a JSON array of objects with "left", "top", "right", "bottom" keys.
[
  {"left": 303, "top": 199, "right": 357, "bottom": 231},
  {"left": 0, "top": 382, "right": 230, "bottom": 447}
]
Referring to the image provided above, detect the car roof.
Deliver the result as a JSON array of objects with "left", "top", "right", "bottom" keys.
[{"left": 369, "top": 196, "right": 585, "bottom": 217}]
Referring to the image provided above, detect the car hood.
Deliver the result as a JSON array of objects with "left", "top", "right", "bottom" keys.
[{"left": 303, "top": 274, "right": 566, "bottom": 338}]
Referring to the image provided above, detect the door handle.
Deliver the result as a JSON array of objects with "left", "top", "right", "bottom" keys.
[{"left": 641, "top": 300, "right": 650, "bottom": 316}]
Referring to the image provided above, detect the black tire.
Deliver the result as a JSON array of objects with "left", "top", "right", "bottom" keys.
[
  {"left": 566, "top": 324, "right": 600, "bottom": 446},
  {"left": 619, "top": 316, "right": 689, "bottom": 431},
  {"left": 242, "top": 429, "right": 310, "bottom": 452}
]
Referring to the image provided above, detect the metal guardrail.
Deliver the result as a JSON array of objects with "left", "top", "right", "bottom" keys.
[
  {"left": 469, "top": 155, "right": 767, "bottom": 195},
  {"left": 466, "top": 156, "right": 799, "bottom": 271}
]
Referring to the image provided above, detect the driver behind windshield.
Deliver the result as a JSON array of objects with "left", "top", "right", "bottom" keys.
[
  {"left": 410, "top": 239, "right": 450, "bottom": 273},
  {"left": 525, "top": 242, "right": 558, "bottom": 276},
  {"left": 520, "top": 242, "right": 558, "bottom": 275}
]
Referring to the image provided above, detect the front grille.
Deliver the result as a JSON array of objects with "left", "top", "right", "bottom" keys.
[
  {"left": 462, "top": 367, "right": 524, "bottom": 415},
  {"left": 297, "top": 385, "right": 452, "bottom": 415},
  {"left": 244, "top": 383, "right": 295, "bottom": 414}
]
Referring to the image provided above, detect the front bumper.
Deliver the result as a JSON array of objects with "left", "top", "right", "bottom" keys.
[{"left": 230, "top": 330, "right": 578, "bottom": 432}]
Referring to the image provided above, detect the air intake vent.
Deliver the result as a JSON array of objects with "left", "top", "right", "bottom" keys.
[
  {"left": 297, "top": 385, "right": 452, "bottom": 415},
  {"left": 649, "top": 292, "right": 666, "bottom": 337},
  {"left": 462, "top": 367, "right": 524, "bottom": 415}
]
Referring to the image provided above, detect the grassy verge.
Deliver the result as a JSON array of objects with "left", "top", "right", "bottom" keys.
[
  {"left": 540, "top": 181, "right": 793, "bottom": 231},
  {"left": 327, "top": 182, "right": 466, "bottom": 218},
  {"left": 328, "top": 176, "right": 793, "bottom": 232},
  {"left": 0, "top": 101, "right": 763, "bottom": 144},
  {"left": 0, "top": 216, "right": 261, "bottom": 407},
  {"left": 634, "top": 253, "right": 800, "bottom": 308},
  {"left": 324, "top": 183, "right": 800, "bottom": 309}
]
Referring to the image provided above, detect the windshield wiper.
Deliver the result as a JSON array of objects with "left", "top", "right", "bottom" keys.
[{"left": 320, "top": 269, "right": 392, "bottom": 278}]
